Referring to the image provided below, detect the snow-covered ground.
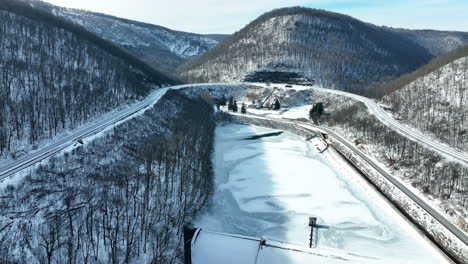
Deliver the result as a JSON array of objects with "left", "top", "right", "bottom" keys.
[
  {"left": 194, "top": 124, "right": 449, "bottom": 263},
  {"left": 246, "top": 105, "right": 310, "bottom": 120}
]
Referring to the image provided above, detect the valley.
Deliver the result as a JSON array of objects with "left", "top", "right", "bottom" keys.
[{"left": 1, "top": 1, "right": 468, "bottom": 263}]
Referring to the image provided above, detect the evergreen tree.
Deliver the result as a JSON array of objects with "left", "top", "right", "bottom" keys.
[
  {"left": 316, "top": 103, "right": 324, "bottom": 115},
  {"left": 219, "top": 95, "right": 227, "bottom": 106},
  {"left": 228, "top": 96, "right": 234, "bottom": 110},
  {"left": 233, "top": 100, "right": 238, "bottom": 112},
  {"left": 273, "top": 99, "right": 281, "bottom": 110},
  {"left": 309, "top": 102, "right": 324, "bottom": 122},
  {"left": 241, "top": 103, "right": 246, "bottom": 114}
]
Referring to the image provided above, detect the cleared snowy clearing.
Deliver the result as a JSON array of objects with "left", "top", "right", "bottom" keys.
[{"left": 194, "top": 124, "right": 449, "bottom": 263}]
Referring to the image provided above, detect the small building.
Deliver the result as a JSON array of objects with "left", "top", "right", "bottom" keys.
[{"left": 309, "top": 136, "right": 329, "bottom": 153}]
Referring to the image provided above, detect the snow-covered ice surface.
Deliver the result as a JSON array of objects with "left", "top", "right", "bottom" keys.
[{"left": 194, "top": 124, "right": 449, "bottom": 263}]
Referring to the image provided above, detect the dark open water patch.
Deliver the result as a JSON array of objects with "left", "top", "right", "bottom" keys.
[{"left": 243, "top": 131, "right": 283, "bottom": 140}]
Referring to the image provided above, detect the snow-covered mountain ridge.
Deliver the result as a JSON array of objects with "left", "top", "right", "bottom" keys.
[
  {"left": 53, "top": 8, "right": 218, "bottom": 58},
  {"left": 29, "top": 0, "right": 227, "bottom": 75},
  {"left": 177, "top": 7, "right": 468, "bottom": 93},
  {"left": 0, "top": 0, "right": 175, "bottom": 159}
]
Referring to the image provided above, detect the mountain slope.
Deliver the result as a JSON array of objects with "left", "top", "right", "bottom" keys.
[
  {"left": 177, "top": 7, "right": 468, "bottom": 92},
  {"left": 30, "top": 0, "right": 227, "bottom": 75},
  {"left": 382, "top": 45, "right": 468, "bottom": 151},
  {"left": 390, "top": 28, "right": 468, "bottom": 57},
  {"left": 0, "top": 89, "right": 215, "bottom": 264},
  {"left": 0, "top": 0, "right": 176, "bottom": 158}
]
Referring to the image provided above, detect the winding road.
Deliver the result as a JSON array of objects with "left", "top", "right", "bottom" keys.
[
  {"left": 4, "top": 83, "right": 466, "bottom": 181},
  {"left": 0, "top": 83, "right": 239, "bottom": 181},
  {"left": 311, "top": 87, "right": 468, "bottom": 165},
  {"left": 0, "top": 82, "right": 466, "bottom": 258},
  {"left": 0, "top": 87, "right": 168, "bottom": 181}
]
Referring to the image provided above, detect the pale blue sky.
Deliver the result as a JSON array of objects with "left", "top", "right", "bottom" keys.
[{"left": 42, "top": 0, "right": 468, "bottom": 34}]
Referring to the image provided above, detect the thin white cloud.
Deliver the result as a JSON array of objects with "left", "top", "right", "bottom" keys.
[{"left": 41, "top": 0, "right": 467, "bottom": 33}]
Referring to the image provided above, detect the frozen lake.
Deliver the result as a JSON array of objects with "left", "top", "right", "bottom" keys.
[{"left": 194, "top": 124, "right": 449, "bottom": 263}]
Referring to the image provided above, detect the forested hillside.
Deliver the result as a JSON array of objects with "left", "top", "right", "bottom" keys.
[
  {"left": 391, "top": 28, "right": 468, "bottom": 57},
  {"left": 177, "top": 7, "right": 430, "bottom": 92},
  {"left": 0, "top": 89, "right": 215, "bottom": 263},
  {"left": 381, "top": 45, "right": 468, "bottom": 152},
  {"left": 177, "top": 7, "right": 468, "bottom": 93},
  {"left": 29, "top": 0, "right": 226, "bottom": 75},
  {"left": 0, "top": 0, "right": 176, "bottom": 159}
]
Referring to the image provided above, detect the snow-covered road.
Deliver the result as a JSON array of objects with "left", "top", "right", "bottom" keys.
[
  {"left": 0, "top": 87, "right": 167, "bottom": 181},
  {"left": 4, "top": 81, "right": 466, "bottom": 181},
  {"left": 311, "top": 87, "right": 468, "bottom": 165},
  {"left": 194, "top": 124, "right": 449, "bottom": 263},
  {"left": 0, "top": 83, "right": 240, "bottom": 182}
]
